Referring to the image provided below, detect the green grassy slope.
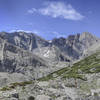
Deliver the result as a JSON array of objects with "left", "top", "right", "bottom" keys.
[{"left": 39, "top": 51, "right": 100, "bottom": 81}]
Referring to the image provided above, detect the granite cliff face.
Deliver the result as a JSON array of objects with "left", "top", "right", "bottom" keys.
[
  {"left": 52, "top": 32, "right": 99, "bottom": 60},
  {"left": 0, "top": 31, "right": 100, "bottom": 100},
  {"left": 0, "top": 31, "right": 99, "bottom": 76},
  {"left": 0, "top": 35, "right": 49, "bottom": 79}
]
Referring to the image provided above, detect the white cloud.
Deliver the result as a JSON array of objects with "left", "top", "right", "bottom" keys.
[
  {"left": 32, "top": 30, "right": 40, "bottom": 34},
  {"left": 53, "top": 31, "right": 66, "bottom": 38},
  {"left": 10, "top": 30, "right": 33, "bottom": 33},
  {"left": 27, "top": 8, "right": 37, "bottom": 14},
  {"left": 39, "top": 2, "right": 84, "bottom": 20}
]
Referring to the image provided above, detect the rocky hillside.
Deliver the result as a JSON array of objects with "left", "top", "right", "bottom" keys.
[
  {"left": 0, "top": 49, "right": 100, "bottom": 100},
  {"left": 0, "top": 31, "right": 100, "bottom": 100},
  {"left": 0, "top": 31, "right": 99, "bottom": 79}
]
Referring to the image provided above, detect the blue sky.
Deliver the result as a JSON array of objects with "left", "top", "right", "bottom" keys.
[{"left": 0, "top": 0, "right": 100, "bottom": 40}]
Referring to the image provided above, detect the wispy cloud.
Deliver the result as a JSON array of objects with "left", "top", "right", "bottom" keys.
[
  {"left": 10, "top": 30, "right": 33, "bottom": 33},
  {"left": 39, "top": 2, "right": 84, "bottom": 20},
  {"left": 52, "top": 31, "right": 66, "bottom": 38},
  {"left": 27, "top": 8, "right": 37, "bottom": 14},
  {"left": 10, "top": 29, "right": 41, "bottom": 35},
  {"left": 27, "top": 2, "right": 84, "bottom": 21}
]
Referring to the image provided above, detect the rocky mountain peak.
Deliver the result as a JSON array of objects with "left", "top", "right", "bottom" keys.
[
  {"left": 66, "top": 33, "right": 80, "bottom": 44},
  {"left": 0, "top": 31, "right": 50, "bottom": 51},
  {"left": 81, "top": 32, "right": 91, "bottom": 36},
  {"left": 80, "top": 32, "right": 99, "bottom": 41},
  {"left": 52, "top": 37, "right": 66, "bottom": 46},
  {"left": 66, "top": 32, "right": 99, "bottom": 49},
  {"left": 79, "top": 32, "right": 99, "bottom": 49}
]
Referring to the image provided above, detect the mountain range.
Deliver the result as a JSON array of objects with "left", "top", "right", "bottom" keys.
[
  {"left": 0, "top": 32, "right": 99, "bottom": 76},
  {"left": 0, "top": 31, "right": 100, "bottom": 100}
]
